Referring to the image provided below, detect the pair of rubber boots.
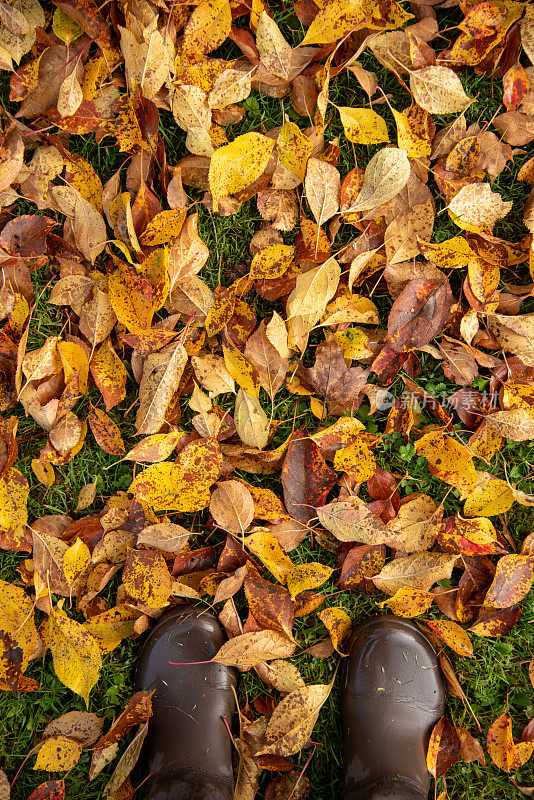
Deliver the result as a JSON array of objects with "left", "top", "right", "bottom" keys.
[{"left": 136, "top": 607, "right": 445, "bottom": 800}]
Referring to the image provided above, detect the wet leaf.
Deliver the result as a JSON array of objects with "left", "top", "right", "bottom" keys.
[
  {"left": 425, "top": 619, "right": 474, "bottom": 657},
  {"left": 426, "top": 717, "right": 461, "bottom": 778}
]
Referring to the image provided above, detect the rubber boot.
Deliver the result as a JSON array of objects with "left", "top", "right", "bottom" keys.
[
  {"left": 135, "top": 605, "right": 237, "bottom": 800},
  {"left": 340, "top": 616, "right": 445, "bottom": 800}
]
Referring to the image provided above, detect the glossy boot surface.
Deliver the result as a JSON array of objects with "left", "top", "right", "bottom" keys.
[
  {"left": 341, "top": 616, "right": 445, "bottom": 800},
  {"left": 135, "top": 605, "right": 237, "bottom": 800}
]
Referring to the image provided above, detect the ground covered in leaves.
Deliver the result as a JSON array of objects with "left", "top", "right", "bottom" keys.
[{"left": 0, "top": 0, "right": 533, "bottom": 798}]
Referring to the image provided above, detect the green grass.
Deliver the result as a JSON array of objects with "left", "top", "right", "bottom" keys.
[{"left": 0, "top": 0, "right": 534, "bottom": 798}]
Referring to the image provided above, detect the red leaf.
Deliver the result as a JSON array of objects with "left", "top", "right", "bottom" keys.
[{"left": 281, "top": 430, "right": 337, "bottom": 524}]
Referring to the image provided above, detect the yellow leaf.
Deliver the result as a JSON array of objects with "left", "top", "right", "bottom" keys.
[
  {"left": 129, "top": 439, "right": 222, "bottom": 512},
  {"left": 57, "top": 340, "right": 89, "bottom": 393},
  {"left": 88, "top": 406, "right": 126, "bottom": 456},
  {"left": 256, "top": 12, "right": 293, "bottom": 80},
  {"left": 139, "top": 209, "right": 186, "bottom": 247},
  {"left": 334, "top": 327, "right": 373, "bottom": 360},
  {"left": 90, "top": 338, "right": 127, "bottom": 412},
  {"left": 373, "top": 553, "right": 459, "bottom": 595},
  {"left": 392, "top": 105, "right": 432, "bottom": 158},
  {"left": 34, "top": 735, "right": 83, "bottom": 771},
  {"left": 45, "top": 607, "right": 102, "bottom": 706},
  {"left": 249, "top": 244, "right": 294, "bottom": 281},
  {"left": 239, "top": 480, "right": 290, "bottom": 522},
  {"left": 182, "top": 0, "right": 231, "bottom": 58},
  {"left": 83, "top": 605, "right": 139, "bottom": 654},
  {"left": 302, "top": 0, "right": 411, "bottom": 45},
  {"left": 0, "top": 468, "right": 29, "bottom": 549},
  {"left": 108, "top": 251, "right": 169, "bottom": 333},
  {"left": 338, "top": 107, "right": 389, "bottom": 145},
  {"left": 415, "top": 432, "right": 478, "bottom": 497},
  {"left": 234, "top": 389, "right": 270, "bottom": 449},
  {"left": 419, "top": 236, "right": 475, "bottom": 270},
  {"left": 286, "top": 562, "right": 334, "bottom": 598},
  {"left": 287, "top": 257, "right": 341, "bottom": 351},
  {"left": 223, "top": 344, "right": 260, "bottom": 396},
  {"left": 377, "top": 587, "right": 434, "bottom": 617},
  {"left": 277, "top": 122, "right": 312, "bottom": 179},
  {"left": 123, "top": 549, "right": 172, "bottom": 607},
  {"left": 57, "top": 69, "right": 83, "bottom": 118},
  {"left": 302, "top": 0, "right": 362, "bottom": 44},
  {"left": 64, "top": 153, "right": 103, "bottom": 211},
  {"left": 208, "top": 132, "right": 275, "bottom": 210},
  {"left": 63, "top": 538, "right": 90, "bottom": 586},
  {"left": 410, "top": 65, "right": 472, "bottom": 114},
  {"left": 487, "top": 713, "right": 516, "bottom": 772},
  {"left": 463, "top": 472, "right": 515, "bottom": 517},
  {"left": 425, "top": 619, "right": 474, "bottom": 657},
  {"left": 333, "top": 435, "right": 376, "bottom": 481},
  {"left": 318, "top": 607, "right": 352, "bottom": 653},
  {"left": 52, "top": 8, "right": 83, "bottom": 44},
  {"left": 213, "top": 630, "right": 295, "bottom": 669},
  {"left": 0, "top": 578, "right": 39, "bottom": 668},
  {"left": 323, "top": 294, "right": 379, "bottom": 326},
  {"left": 210, "top": 480, "right": 254, "bottom": 535},
  {"left": 32, "top": 458, "right": 55, "bottom": 488},
  {"left": 125, "top": 432, "right": 183, "bottom": 464},
  {"left": 257, "top": 684, "right": 332, "bottom": 756},
  {"left": 386, "top": 493, "right": 440, "bottom": 554},
  {"left": 245, "top": 528, "right": 294, "bottom": 583}
]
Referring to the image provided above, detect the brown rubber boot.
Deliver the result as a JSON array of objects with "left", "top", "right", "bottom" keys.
[
  {"left": 135, "top": 605, "right": 237, "bottom": 800},
  {"left": 341, "top": 616, "right": 445, "bottom": 800}
]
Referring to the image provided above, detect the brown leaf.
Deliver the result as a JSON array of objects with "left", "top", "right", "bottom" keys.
[
  {"left": 387, "top": 277, "right": 453, "bottom": 352},
  {"left": 244, "top": 320, "right": 288, "bottom": 401},
  {"left": 210, "top": 480, "right": 255, "bottom": 535},
  {"left": 244, "top": 573, "right": 295, "bottom": 638},
  {"left": 426, "top": 717, "right": 461, "bottom": 778}
]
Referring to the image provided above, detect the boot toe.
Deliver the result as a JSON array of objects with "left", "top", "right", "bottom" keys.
[
  {"left": 135, "top": 604, "right": 237, "bottom": 789},
  {"left": 341, "top": 615, "right": 445, "bottom": 799}
]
